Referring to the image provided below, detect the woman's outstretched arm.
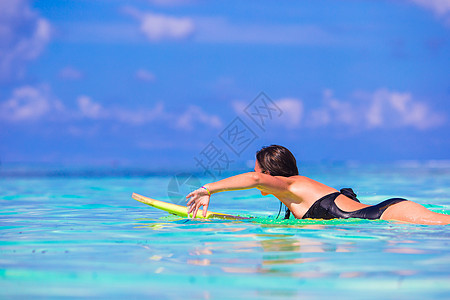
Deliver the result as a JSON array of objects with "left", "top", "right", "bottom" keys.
[{"left": 186, "top": 172, "right": 289, "bottom": 218}]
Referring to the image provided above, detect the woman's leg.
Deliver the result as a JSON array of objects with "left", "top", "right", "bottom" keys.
[{"left": 380, "top": 200, "right": 450, "bottom": 225}]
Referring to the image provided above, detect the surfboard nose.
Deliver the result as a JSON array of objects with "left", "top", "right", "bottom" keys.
[{"left": 132, "top": 193, "right": 250, "bottom": 220}]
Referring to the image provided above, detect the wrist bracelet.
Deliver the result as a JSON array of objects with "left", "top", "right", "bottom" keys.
[{"left": 201, "top": 186, "right": 211, "bottom": 196}]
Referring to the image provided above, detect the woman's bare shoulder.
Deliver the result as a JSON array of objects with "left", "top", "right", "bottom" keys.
[
  {"left": 287, "top": 175, "right": 337, "bottom": 194},
  {"left": 287, "top": 175, "right": 316, "bottom": 183},
  {"left": 274, "top": 175, "right": 306, "bottom": 185}
]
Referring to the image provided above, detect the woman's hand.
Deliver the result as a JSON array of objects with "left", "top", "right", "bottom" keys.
[{"left": 186, "top": 187, "right": 211, "bottom": 218}]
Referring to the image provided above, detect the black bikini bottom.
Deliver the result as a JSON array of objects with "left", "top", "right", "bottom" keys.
[{"left": 302, "top": 189, "right": 407, "bottom": 220}]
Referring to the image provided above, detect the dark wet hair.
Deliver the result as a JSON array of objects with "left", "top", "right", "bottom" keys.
[
  {"left": 256, "top": 145, "right": 299, "bottom": 177},
  {"left": 256, "top": 145, "right": 298, "bottom": 220}
]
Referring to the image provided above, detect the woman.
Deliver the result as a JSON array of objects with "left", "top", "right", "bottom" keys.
[{"left": 186, "top": 145, "right": 450, "bottom": 225}]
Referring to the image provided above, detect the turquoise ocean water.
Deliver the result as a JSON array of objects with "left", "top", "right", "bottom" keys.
[{"left": 1, "top": 162, "right": 449, "bottom": 299}]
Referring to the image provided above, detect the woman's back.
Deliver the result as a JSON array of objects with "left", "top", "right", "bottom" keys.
[{"left": 282, "top": 176, "right": 369, "bottom": 218}]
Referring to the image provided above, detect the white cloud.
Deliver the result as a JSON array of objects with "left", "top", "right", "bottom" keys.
[
  {"left": 231, "top": 100, "right": 246, "bottom": 115},
  {"left": 274, "top": 98, "right": 304, "bottom": 128},
  {"left": 1, "top": 86, "right": 223, "bottom": 133},
  {"left": 366, "top": 89, "right": 446, "bottom": 130},
  {"left": 59, "top": 67, "right": 83, "bottom": 80},
  {"left": 308, "top": 108, "right": 331, "bottom": 128},
  {"left": 0, "top": 85, "right": 63, "bottom": 122},
  {"left": 70, "top": 90, "right": 443, "bottom": 131},
  {"left": 74, "top": 96, "right": 223, "bottom": 130},
  {"left": 76, "top": 95, "right": 165, "bottom": 125},
  {"left": 232, "top": 98, "right": 303, "bottom": 129},
  {"left": 113, "top": 102, "right": 165, "bottom": 125},
  {"left": 77, "top": 96, "right": 104, "bottom": 119},
  {"left": 0, "top": 0, "right": 51, "bottom": 81},
  {"left": 306, "top": 88, "right": 446, "bottom": 131},
  {"left": 408, "top": 0, "right": 450, "bottom": 16},
  {"left": 307, "top": 90, "right": 358, "bottom": 127},
  {"left": 175, "top": 105, "right": 222, "bottom": 131},
  {"left": 124, "top": 7, "right": 194, "bottom": 41},
  {"left": 232, "top": 89, "right": 446, "bottom": 131},
  {"left": 135, "top": 69, "right": 156, "bottom": 82},
  {"left": 71, "top": 12, "right": 332, "bottom": 46}
]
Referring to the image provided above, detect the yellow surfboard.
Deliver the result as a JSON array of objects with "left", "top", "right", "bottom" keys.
[{"left": 132, "top": 193, "right": 249, "bottom": 220}]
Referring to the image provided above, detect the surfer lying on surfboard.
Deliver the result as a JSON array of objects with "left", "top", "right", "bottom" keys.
[{"left": 186, "top": 145, "right": 450, "bottom": 225}]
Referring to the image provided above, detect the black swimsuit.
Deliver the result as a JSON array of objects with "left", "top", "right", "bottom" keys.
[{"left": 302, "top": 188, "right": 407, "bottom": 220}]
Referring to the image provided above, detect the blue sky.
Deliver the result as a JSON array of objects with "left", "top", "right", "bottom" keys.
[{"left": 0, "top": 0, "right": 449, "bottom": 171}]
